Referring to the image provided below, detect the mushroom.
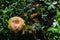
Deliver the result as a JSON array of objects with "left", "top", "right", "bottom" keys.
[{"left": 8, "top": 16, "right": 25, "bottom": 31}]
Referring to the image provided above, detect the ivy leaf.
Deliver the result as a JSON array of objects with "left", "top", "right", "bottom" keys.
[{"left": 48, "top": 5, "right": 55, "bottom": 10}]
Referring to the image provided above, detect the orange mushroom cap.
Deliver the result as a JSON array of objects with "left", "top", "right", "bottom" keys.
[{"left": 8, "top": 16, "right": 25, "bottom": 31}]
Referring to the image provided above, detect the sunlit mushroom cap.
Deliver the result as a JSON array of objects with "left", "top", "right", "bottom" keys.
[{"left": 8, "top": 16, "right": 25, "bottom": 31}]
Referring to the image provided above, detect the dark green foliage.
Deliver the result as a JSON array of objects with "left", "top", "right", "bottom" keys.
[{"left": 0, "top": 0, "right": 60, "bottom": 40}]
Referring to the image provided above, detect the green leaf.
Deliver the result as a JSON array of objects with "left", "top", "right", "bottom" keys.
[
  {"left": 58, "top": 18, "right": 60, "bottom": 22},
  {"left": 47, "top": 27, "right": 59, "bottom": 33},
  {"left": 48, "top": 5, "right": 56, "bottom": 10},
  {"left": 57, "top": 10, "right": 60, "bottom": 16}
]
